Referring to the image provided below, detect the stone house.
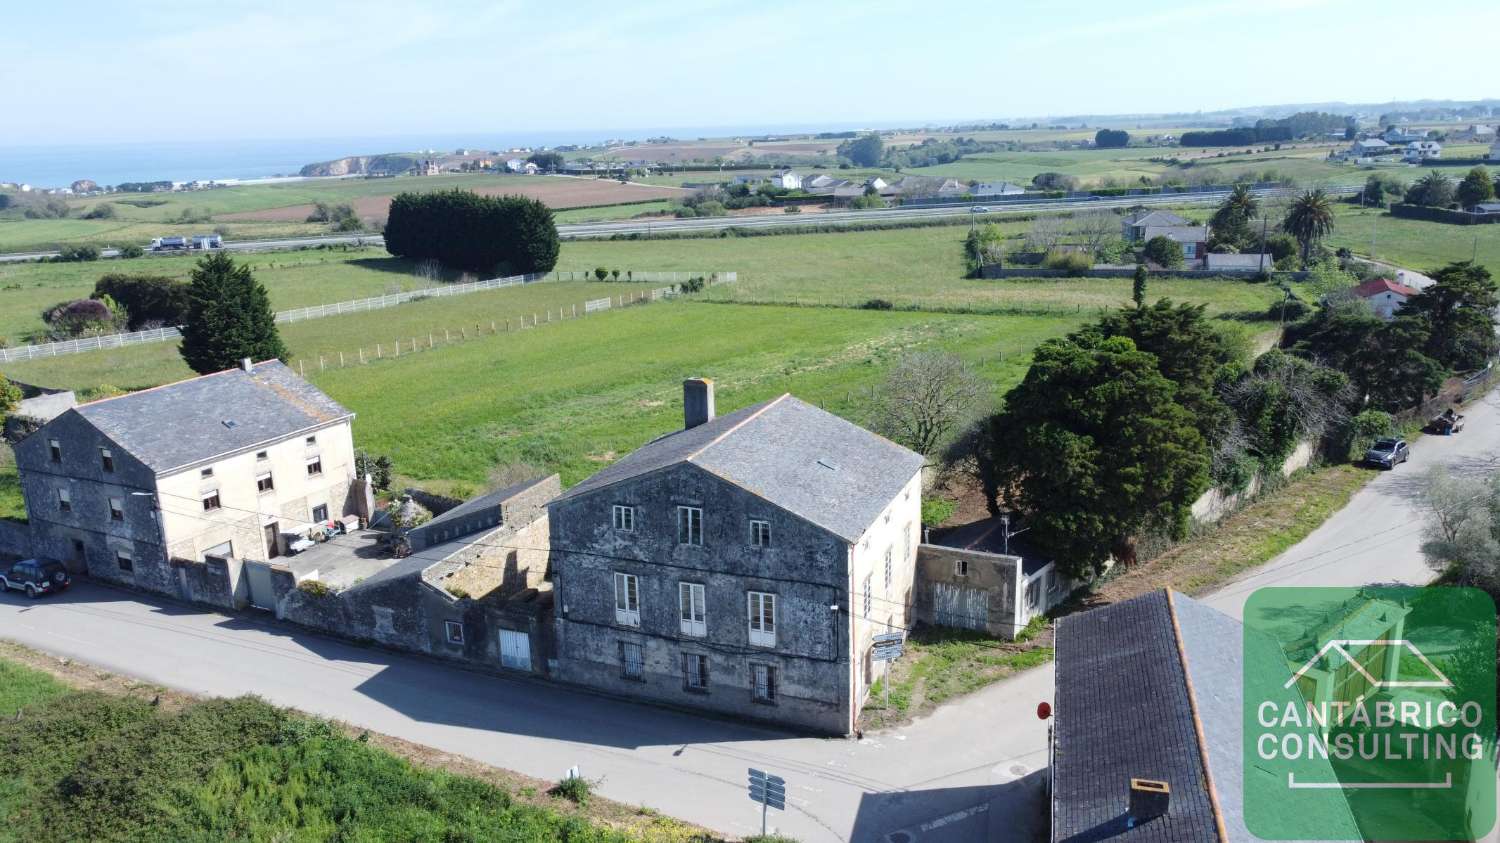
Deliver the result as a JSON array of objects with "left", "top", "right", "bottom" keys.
[
  {"left": 548, "top": 379, "right": 924, "bottom": 734},
  {"left": 13, "top": 359, "right": 360, "bottom": 598},
  {"left": 273, "top": 475, "right": 561, "bottom": 675}
]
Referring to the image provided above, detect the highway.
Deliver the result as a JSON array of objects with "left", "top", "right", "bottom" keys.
[{"left": 0, "top": 183, "right": 1361, "bottom": 263}]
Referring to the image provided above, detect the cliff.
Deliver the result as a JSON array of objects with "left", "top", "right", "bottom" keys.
[{"left": 299, "top": 153, "right": 421, "bottom": 178}]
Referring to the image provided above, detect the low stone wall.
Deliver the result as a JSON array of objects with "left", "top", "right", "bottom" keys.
[
  {"left": 0, "top": 519, "right": 32, "bottom": 561},
  {"left": 1191, "top": 439, "right": 1316, "bottom": 525},
  {"left": 170, "top": 555, "right": 243, "bottom": 611}
]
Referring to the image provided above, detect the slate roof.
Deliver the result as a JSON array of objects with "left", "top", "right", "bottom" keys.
[
  {"left": 1125, "top": 210, "right": 1190, "bottom": 229},
  {"left": 1142, "top": 225, "right": 1209, "bottom": 244},
  {"left": 556, "top": 394, "right": 924, "bottom": 542},
  {"left": 1052, "top": 590, "right": 1360, "bottom": 842},
  {"left": 1352, "top": 277, "right": 1419, "bottom": 299},
  {"left": 71, "top": 360, "right": 352, "bottom": 474}
]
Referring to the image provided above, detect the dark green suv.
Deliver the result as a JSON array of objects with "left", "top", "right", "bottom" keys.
[{"left": 1, "top": 559, "right": 71, "bottom": 599}]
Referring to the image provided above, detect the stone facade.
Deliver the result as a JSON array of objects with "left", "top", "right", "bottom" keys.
[
  {"left": 550, "top": 461, "right": 921, "bottom": 735},
  {"left": 912, "top": 544, "right": 1069, "bottom": 639}
]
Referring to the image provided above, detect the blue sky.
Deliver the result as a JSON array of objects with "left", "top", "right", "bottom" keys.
[{"left": 3, "top": 0, "right": 1496, "bottom": 144}]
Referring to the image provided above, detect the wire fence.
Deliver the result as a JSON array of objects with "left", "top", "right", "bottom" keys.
[
  {"left": 0, "top": 269, "right": 736, "bottom": 363},
  {"left": 290, "top": 280, "right": 723, "bottom": 376}
]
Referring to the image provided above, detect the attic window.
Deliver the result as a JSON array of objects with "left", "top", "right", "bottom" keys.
[
  {"left": 816, "top": 459, "right": 839, "bottom": 471},
  {"left": 222, "top": 420, "right": 238, "bottom": 429}
]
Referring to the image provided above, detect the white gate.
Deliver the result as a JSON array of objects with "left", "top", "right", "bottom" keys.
[
  {"left": 498, "top": 629, "right": 531, "bottom": 671},
  {"left": 243, "top": 559, "right": 276, "bottom": 611}
]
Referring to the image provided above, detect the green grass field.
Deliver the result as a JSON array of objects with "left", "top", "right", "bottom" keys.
[
  {"left": 0, "top": 658, "right": 697, "bottom": 843},
  {"left": 1328, "top": 204, "right": 1500, "bottom": 272}
]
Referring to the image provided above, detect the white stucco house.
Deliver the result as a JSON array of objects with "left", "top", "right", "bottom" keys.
[
  {"left": 773, "top": 171, "right": 802, "bottom": 190},
  {"left": 1403, "top": 141, "right": 1442, "bottom": 162},
  {"left": 1353, "top": 277, "right": 1420, "bottom": 320}
]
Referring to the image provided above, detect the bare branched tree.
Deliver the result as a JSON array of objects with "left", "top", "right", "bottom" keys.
[
  {"left": 1024, "top": 215, "right": 1069, "bottom": 253},
  {"left": 1071, "top": 209, "right": 1120, "bottom": 256},
  {"left": 1417, "top": 466, "right": 1500, "bottom": 591},
  {"left": 413, "top": 259, "right": 444, "bottom": 286},
  {"left": 870, "top": 352, "right": 991, "bottom": 459}
]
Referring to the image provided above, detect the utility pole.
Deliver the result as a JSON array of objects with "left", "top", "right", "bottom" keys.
[{"left": 1259, "top": 214, "right": 1270, "bottom": 273}]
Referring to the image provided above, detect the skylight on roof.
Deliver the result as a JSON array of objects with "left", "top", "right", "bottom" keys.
[{"left": 221, "top": 420, "right": 237, "bottom": 429}]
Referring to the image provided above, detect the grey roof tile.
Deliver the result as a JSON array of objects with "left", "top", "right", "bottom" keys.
[
  {"left": 73, "top": 360, "right": 351, "bottom": 474},
  {"left": 557, "top": 395, "right": 924, "bottom": 542}
]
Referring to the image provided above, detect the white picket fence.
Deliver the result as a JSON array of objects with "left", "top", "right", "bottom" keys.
[
  {"left": 0, "top": 269, "right": 736, "bottom": 363},
  {"left": 584, "top": 297, "right": 611, "bottom": 313}
]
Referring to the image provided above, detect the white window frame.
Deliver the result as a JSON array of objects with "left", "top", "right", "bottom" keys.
[
  {"left": 683, "top": 652, "right": 709, "bottom": 691},
  {"left": 679, "top": 582, "right": 706, "bottom": 637},
  {"left": 99, "top": 447, "right": 114, "bottom": 473},
  {"left": 306, "top": 456, "right": 323, "bottom": 476},
  {"left": 864, "top": 573, "right": 873, "bottom": 616},
  {"left": 109, "top": 497, "right": 124, "bottom": 522},
  {"left": 751, "top": 663, "right": 777, "bottom": 703},
  {"left": 612, "top": 504, "right": 635, "bottom": 532},
  {"left": 884, "top": 546, "right": 893, "bottom": 590},
  {"left": 48, "top": 438, "right": 61, "bottom": 462},
  {"left": 749, "top": 519, "right": 771, "bottom": 548},
  {"left": 620, "top": 640, "right": 644, "bottom": 680},
  {"left": 614, "top": 572, "right": 640, "bottom": 627},
  {"left": 256, "top": 450, "right": 269, "bottom": 461},
  {"left": 955, "top": 558, "right": 969, "bottom": 578},
  {"left": 57, "top": 487, "right": 71, "bottom": 512},
  {"left": 444, "top": 620, "right": 464, "bottom": 645},
  {"left": 200, "top": 467, "right": 214, "bottom": 479},
  {"left": 201, "top": 489, "right": 222, "bottom": 512},
  {"left": 256, "top": 471, "right": 274, "bottom": 494},
  {"left": 115, "top": 551, "right": 133, "bottom": 573},
  {"left": 677, "top": 506, "right": 703, "bottom": 546},
  {"left": 311, "top": 503, "right": 329, "bottom": 523},
  {"left": 748, "top": 591, "right": 776, "bottom": 647}
]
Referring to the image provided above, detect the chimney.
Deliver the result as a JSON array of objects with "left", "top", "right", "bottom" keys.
[
  {"left": 1127, "top": 779, "right": 1170, "bottom": 827},
  {"left": 683, "top": 378, "right": 715, "bottom": 430},
  {"left": 240, "top": 357, "right": 254, "bottom": 372}
]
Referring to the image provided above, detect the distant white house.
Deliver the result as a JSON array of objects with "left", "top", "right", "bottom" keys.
[
  {"left": 974, "top": 181, "right": 1026, "bottom": 196},
  {"left": 774, "top": 171, "right": 802, "bottom": 190},
  {"left": 1403, "top": 141, "right": 1442, "bottom": 162},
  {"left": 505, "top": 158, "right": 526, "bottom": 173},
  {"left": 1353, "top": 277, "right": 1420, "bottom": 320}
]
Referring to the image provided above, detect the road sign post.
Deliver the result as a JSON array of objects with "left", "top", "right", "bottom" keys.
[
  {"left": 871, "top": 631, "right": 905, "bottom": 710},
  {"left": 748, "top": 768, "right": 787, "bottom": 837}
]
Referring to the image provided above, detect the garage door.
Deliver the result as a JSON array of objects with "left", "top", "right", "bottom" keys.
[{"left": 498, "top": 629, "right": 531, "bottom": 672}]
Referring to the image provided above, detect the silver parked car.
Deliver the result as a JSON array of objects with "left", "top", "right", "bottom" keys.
[{"left": 1364, "top": 437, "right": 1410, "bottom": 469}]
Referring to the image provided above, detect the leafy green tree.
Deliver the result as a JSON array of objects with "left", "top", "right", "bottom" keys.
[
  {"left": 178, "top": 253, "right": 287, "bottom": 375},
  {"left": 1456, "top": 166, "right": 1496, "bottom": 209},
  {"left": 526, "top": 151, "right": 565, "bottom": 171},
  {"left": 1405, "top": 172, "right": 1456, "bottom": 208},
  {"left": 92, "top": 274, "right": 190, "bottom": 329},
  {"left": 1286, "top": 297, "right": 1444, "bottom": 412},
  {"left": 1132, "top": 264, "right": 1147, "bottom": 308},
  {"left": 1362, "top": 173, "right": 1404, "bottom": 207},
  {"left": 0, "top": 376, "right": 20, "bottom": 423},
  {"left": 1094, "top": 129, "right": 1130, "bottom": 149},
  {"left": 988, "top": 333, "right": 1210, "bottom": 575},
  {"left": 1087, "top": 299, "right": 1241, "bottom": 443},
  {"left": 1399, "top": 261, "right": 1499, "bottom": 371},
  {"left": 384, "top": 189, "right": 558, "bottom": 274},
  {"left": 1281, "top": 189, "right": 1335, "bottom": 266},
  {"left": 1210, "top": 184, "right": 1259, "bottom": 250},
  {"left": 1142, "top": 235, "right": 1184, "bottom": 268},
  {"left": 837, "top": 133, "right": 884, "bottom": 167}
]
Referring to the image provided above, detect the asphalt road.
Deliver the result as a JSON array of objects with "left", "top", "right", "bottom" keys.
[
  {"left": 0, "top": 184, "right": 1359, "bottom": 262},
  {"left": 2, "top": 340, "right": 1482, "bottom": 843}
]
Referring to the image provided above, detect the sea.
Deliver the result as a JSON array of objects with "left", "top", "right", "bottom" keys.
[{"left": 0, "top": 122, "right": 901, "bottom": 189}]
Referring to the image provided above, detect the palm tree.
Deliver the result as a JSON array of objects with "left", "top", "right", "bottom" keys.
[
  {"left": 1282, "top": 189, "right": 1335, "bottom": 266},
  {"left": 1226, "top": 183, "right": 1259, "bottom": 219}
]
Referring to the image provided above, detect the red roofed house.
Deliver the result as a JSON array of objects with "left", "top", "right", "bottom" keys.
[{"left": 1352, "top": 277, "right": 1420, "bottom": 320}]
